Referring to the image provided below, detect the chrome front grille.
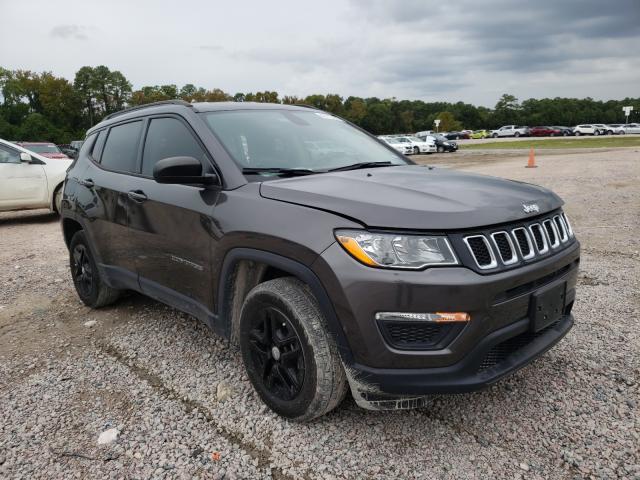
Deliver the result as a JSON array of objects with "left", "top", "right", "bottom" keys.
[{"left": 462, "top": 211, "right": 575, "bottom": 270}]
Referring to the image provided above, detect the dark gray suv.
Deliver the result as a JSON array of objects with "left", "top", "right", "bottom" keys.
[{"left": 60, "top": 101, "right": 580, "bottom": 421}]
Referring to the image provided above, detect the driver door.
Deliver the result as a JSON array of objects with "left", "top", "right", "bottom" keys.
[{"left": 0, "top": 144, "right": 48, "bottom": 211}]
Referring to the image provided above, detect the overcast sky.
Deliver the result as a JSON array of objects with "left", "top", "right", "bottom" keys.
[{"left": 1, "top": 0, "right": 638, "bottom": 106}]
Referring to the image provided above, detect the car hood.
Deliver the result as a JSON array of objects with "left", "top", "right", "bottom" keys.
[{"left": 259, "top": 165, "right": 563, "bottom": 230}]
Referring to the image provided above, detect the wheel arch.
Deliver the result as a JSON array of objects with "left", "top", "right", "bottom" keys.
[
  {"left": 217, "top": 248, "right": 354, "bottom": 364},
  {"left": 62, "top": 217, "right": 83, "bottom": 248}
]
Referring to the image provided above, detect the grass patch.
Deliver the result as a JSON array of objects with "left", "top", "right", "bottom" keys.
[{"left": 460, "top": 136, "right": 640, "bottom": 150}]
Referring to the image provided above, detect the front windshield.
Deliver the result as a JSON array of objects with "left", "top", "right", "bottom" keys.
[
  {"left": 26, "top": 144, "right": 60, "bottom": 154},
  {"left": 201, "top": 110, "right": 408, "bottom": 171}
]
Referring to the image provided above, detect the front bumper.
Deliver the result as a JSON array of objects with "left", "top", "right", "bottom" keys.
[{"left": 312, "top": 239, "right": 579, "bottom": 404}]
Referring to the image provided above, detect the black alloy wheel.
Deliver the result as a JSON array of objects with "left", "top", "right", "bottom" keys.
[
  {"left": 68, "top": 231, "right": 121, "bottom": 308},
  {"left": 239, "top": 277, "right": 347, "bottom": 421},
  {"left": 72, "top": 244, "right": 93, "bottom": 299},
  {"left": 246, "top": 306, "right": 305, "bottom": 401}
]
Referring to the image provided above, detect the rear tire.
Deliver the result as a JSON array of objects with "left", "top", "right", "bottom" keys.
[
  {"left": 514, "top": 132, "right": 520, "bottom": 137},
  {"left": 69, "top": 231, "right": 121, "bottom": 308},
  {"left": 575, "top": 131, "right": 581, "bottom": 136},
  {"left": 594, "top": 130, "right": 600, "bottom": 136},
  {"left": 492, "top": 133, "right": 498, "bottom": 138},
  {"left": 239, "top": 277, "right": 347, "bottom": 422},
  {"left": 437, "top": 146, "right": 444, "bottom": 153}
]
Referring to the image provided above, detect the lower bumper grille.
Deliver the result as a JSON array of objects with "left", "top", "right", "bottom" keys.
[
  {"left": 378, "top": 321, "right": 463, "bottom": 350},
  {"left": 477, "top": 316, "right": 566, "bottom": 372}
]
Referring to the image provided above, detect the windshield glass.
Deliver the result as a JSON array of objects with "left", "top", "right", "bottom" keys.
[
  {"left": 25, "top": 144, "right": 60, "bottom": 154},
  {"left": 201, "top": 110, "right": 407, "bottom": 171}
]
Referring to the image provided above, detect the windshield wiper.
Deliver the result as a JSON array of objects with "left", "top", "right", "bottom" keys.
[
  {"left": 242, "top": 167, "right": 317, "bottom": 176},
  {"left": 327, "top": 161, "right": 397, "bottom": 172}
]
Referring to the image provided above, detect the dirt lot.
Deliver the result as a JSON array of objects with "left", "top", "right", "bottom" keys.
[{"left": 1, "top": 148, "right": 639, "bottom": 479}]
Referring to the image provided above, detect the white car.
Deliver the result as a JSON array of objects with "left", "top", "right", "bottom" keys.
[
  {"left": 378, "top": 136, "right": 413, "bottom": 155},
  {"left": 573, "top": 124, "right": 601, "bottom": 136},
  {"left": 613, "top": 123, "right": 640, "bottom": 134},
  {"left": 491, "top": 125, "right": 529, "bottom": 138},
  {"left": 397, "top": 136, "right": 437, "bottom": 154},
  {"left": 0, "top": 139, "right": 72, "bottom": 214}
]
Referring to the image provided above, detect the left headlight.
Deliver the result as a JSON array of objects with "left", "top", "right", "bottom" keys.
[{"left": 335, "top": 230, "right": 458, "bottom": 269}]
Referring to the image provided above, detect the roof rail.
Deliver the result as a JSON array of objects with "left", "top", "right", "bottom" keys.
[{"left": 103, "top": 99, "right": 193, "bottom": 121}]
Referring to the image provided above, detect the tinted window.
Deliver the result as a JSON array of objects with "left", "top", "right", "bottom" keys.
[
  {"left": 0, "top": 144, "right": 21, "bottom": 164},
  {"left": 92, "top": 130, "right": 107, "bottom": 160},
  {"left": 141, "top": 117, "right": 206, "bottom": 177},
  {"left": 101, "top": 121, "right": 143, "bottom": 172}
]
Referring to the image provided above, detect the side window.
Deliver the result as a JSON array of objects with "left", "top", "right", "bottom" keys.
[
  {"left": 141, "top": 117, "right": 207, "bottom": 177},
  {"left": 0, "top": 144, "right": 21, "bottom": 164},
  {"left": 101, "top": 121, "right": 143, "bottom": 173},
  {"left": 92, "top": 130, "right": 107, "bottom": 161}
]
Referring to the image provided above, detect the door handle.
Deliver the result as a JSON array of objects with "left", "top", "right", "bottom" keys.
[
  {"left": 127, "top": 190, "right": 148, "bottom": 202},
  {"left": 79, "top": 178, "right": 94, "bottom": 188}
]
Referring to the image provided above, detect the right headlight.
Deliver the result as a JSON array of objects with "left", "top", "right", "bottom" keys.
[{"left": 335, "top": 230, "right": 458, "bottom": 269}]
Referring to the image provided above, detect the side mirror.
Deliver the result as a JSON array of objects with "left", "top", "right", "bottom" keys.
[
  {"left": 153, "top": 156, "right": 219, "bottom": 186},
  {"left": 20, "top": 152, "right": 32, "bottom": 163}
]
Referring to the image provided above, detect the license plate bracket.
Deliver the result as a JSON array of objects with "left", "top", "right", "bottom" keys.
[{"left": 529, "top": 281, "right": 566, "bottom": 332}]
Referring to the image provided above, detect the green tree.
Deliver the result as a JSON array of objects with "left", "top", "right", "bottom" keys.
[{"left": 435, "top": 111, "right": 462, "bottom": 132}]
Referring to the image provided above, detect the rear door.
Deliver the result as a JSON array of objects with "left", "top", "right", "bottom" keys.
[
  {"left": 129, "top": 115, "right": 220, "bottom": 316},
  {"left": 79, "top": 120, "right": 144, "bottom": 287},
  {"left": 0, "top": 144, "right": 48, "bottom": 211}
]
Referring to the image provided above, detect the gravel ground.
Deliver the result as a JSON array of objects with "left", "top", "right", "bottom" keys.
[{"left": 1, "top": 148, "right": 638, "bottom": 479}]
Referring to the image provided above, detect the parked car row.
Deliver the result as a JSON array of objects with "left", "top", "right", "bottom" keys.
[
  {"left": 378, "top": 135, "right": 437, "bottom": 155},
  {"left": 6, "top": 140, "right": 85, "bottom": 160}
]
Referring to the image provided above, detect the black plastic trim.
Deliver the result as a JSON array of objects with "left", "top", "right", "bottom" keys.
[{"left": 217, "top": 248, "right": 354, "bottom": 363}]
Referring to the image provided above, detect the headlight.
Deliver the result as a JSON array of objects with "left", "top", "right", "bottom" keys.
[{"left": 335, "top": 230, "right": 458, "bottom": 269}]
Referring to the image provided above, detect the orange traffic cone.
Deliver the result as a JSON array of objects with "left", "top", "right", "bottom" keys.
[{"left": 525, "top": 147, "right": 537, "bottom": 168}]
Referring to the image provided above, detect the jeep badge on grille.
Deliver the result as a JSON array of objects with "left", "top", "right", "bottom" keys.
[{"left": 522, "top": 203, "right": 540, "bottom": 214}]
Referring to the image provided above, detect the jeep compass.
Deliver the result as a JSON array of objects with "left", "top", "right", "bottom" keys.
[{"left": 60, "top": 101, "right": 579, "bottom": 421}]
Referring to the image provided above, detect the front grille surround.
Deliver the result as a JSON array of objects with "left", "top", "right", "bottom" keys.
[
  {"left": 458, "top": 209, "right": 576, "bottom": 273},
  {"left": 463, "top": 235, "right": 497, "bottom": 269}
]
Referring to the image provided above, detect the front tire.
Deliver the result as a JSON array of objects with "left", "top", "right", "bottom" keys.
[
  {"left": 514, "top": 132, "right": 520, "bottom": 137},
  {"left": 239, "top": 277, "right": 347, "bottom": 421},
  {"left": 575, "top": 131, "right": 581, "bottom": 136},
  {"left": 437, "top": 145, "right": 445, "bottom": 153},
  {"left": 69, "top": 231, "right": 121, "bottom": 308}
]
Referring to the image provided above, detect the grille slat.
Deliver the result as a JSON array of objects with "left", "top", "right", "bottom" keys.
[
  {"left": 529, "top": 224, "right": 548, "bottom": 253},
  {"left": 543, "top": 220, "right": 559, "bottom": 248},
  {"left": 512, "top": 228, "right": 533, "bottom": 259},
  {"left": 464, "top": 235, "right": 497, "bottom": 269},
  {"left": 554, "top": 215, "right": 568, "bottom": 242},
  {"left": 491, "top": 232, "right": 517, "bottom": 265}
]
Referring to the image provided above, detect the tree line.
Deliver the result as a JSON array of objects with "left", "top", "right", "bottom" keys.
[{"left": 0, "top": 65, "right": 637, "bottom": 144}]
